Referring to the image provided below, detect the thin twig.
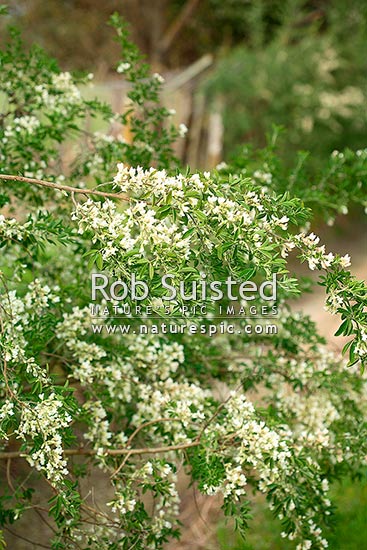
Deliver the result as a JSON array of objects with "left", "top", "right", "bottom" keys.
[
  {"left": 6, "top": 458, "right": 15, "bottom": 492},
  {"left": 126, "top": 417, "right": 180, "bottom": 447},
  {"left": 195, "top": 383, "right": 241, "bottom": 442},
  {"left": 0, "top": 173, "right": 129, "bottom": 201},
  {"left": 0, "top": 440, "right": 200, "bottom": 460},
  {"left": 111, "top": 417, "right": 182, "bottom": 477},
  {"left": 2, "top": 526, "right": 51, "bottom": 549}
]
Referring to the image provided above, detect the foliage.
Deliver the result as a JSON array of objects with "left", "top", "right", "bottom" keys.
[
  {"left": 0, "top": 0, "right": 327, "bottom": 70},
  {"left": 221, "top": 128, "right": 367, "bottom": 223},
  {"left": 0, "top": 12, "right": 367, "bottom": 550},
  {"left": 0, "top": 13, "right": 177, "bottom": 203},
  {"left": 206, "top": 0, "right": 367, "bottom": 169},
  {"left": 218, "top": 472, "right": 367, "bottom": 550}
]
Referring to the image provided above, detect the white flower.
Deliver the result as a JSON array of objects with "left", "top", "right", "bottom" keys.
[
  {"left": 339, "top": 254, "right": 351, "bottom": 268},
  {"left": 321, "top": 478, "right": 329, "bottom": 492},
  {"left": 152, "top": 72, "right": 165, "bottom": 84},
  {"left": 254, "top": 170, "right": 272, "bottom": 184},
  {"left": 117, "top": 62, "right": 131, "bottom": 73},
  {"left": 320, "top": 252, "right": 334, "bottom": 268},
  {"left": 178, "top": 123, "right": 188, "bottom": 137},
  {"left": 339, "top": 205, "right": 348, "bottom": 215}
]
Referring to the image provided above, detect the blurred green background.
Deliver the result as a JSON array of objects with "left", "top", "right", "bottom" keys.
[
  {"left": 1, "top": 0, "right": 366, "bottom": 171},
  {"left": 218, "top": 473, "right": 367, "bottom": 550}
]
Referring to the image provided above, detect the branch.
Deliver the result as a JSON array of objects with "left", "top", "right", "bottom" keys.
[
  {"left": 125, "top": 416, "right": 180, "bottom": 447},
  {"left": 0, "top": 174, "right": 129, "bottom": 201},
  {"left": 158, "top": 0, "right": 201, "bottom": 55},
  {"left": 0, "top": 440, "right": 200, "bottom": 460},
  {"left": 2, "top": 526, "right": 51, "bottom": 550}
]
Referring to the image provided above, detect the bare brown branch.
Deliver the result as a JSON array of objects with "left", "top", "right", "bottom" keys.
[
  {"left": 0, "top": 174, "right": 129, "bottom": 201},
  {"left": 0, "top": 440, "right": 199, "bottom": 460}
]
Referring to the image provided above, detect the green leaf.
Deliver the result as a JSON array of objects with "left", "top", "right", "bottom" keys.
[
  {"left": 334, "top": 319, "right": 349, "bottom": 337},
  {"left": 95, "top": 253, "right": 103, "bottom": 270},
  {"left": 195, "top": 210, "right": 207, "bottom": 222},
  {"left": 0, "top": 194, "right": 10, "bottom": 208},
  {"left": 181, "top": 227, "right": 196, "bottom": 239}
]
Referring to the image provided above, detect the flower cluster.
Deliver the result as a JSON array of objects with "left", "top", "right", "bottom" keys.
[
  {"left": 34, "top": 72, "right": 83, "bottom": 115},
  {"left": 294, "top": 232, "right": 351, "bottom": 271},
  {"left": 3, "top": 115, "right": 40, "bottom": 139},
  {"left": 16, "top": 393, "right": 72, "bottom": 483}
]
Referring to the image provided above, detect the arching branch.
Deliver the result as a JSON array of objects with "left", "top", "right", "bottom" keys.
[
  {"left": 0, "top": 440, "right": 200, "bottom": 460},
  {"left": 0, "top": 174, "right": 129, "bottom": 201}
]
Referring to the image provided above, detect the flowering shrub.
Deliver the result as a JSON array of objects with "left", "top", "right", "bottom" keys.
[
  {"left": 205, "top": 2, "right": 367, "bottom": 169},
  {"left": 0, "top": 11, "right": 367, "bottom": 550}
]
